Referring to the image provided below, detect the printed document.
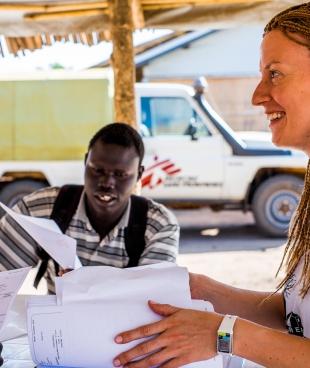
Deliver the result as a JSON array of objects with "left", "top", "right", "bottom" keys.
[
  {"left": 0, "top": 267, "right": 31, "bottom": 333},
  {"left": 0, "top": 202, "right": 81, "bottom": 269},
  {"left": 27, "top": 263, "right": 222, "bottom": 368}
]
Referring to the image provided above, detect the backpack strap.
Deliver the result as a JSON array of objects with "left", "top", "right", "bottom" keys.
[
  {"left": 125, "top": 195, "right": 149, "bottom": 268},
  {"left": 50, "top": 185, "right": 84, "bottom": 232},
  {"left": 33, "top": 185, "right": 83, "bottom": 288}
]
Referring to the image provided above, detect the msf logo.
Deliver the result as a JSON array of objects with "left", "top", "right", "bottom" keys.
[{"left": 141, "top": 157, "right": 181, "bottom": 189}]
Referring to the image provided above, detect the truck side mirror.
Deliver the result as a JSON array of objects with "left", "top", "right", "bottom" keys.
[{"left": 184, "top": 119, "right": 198, "bottom": 141}]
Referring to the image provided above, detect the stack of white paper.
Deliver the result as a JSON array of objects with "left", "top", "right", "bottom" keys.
[{"left": 27, "top": 263, "right": 223, "bottom": 368}]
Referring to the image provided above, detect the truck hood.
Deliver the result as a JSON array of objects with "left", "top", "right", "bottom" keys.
[
  {"left": 236, "top": 131, "right": 277, "bottom": 149},
  {"left": 236, "top": 131, "right": 305, "bottom": 157}
]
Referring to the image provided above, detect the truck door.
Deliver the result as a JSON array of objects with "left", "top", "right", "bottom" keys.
[{"left": 140, "top": 96, "right": 225, "bottom": 200}]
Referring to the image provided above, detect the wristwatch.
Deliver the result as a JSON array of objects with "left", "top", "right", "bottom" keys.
[{"left": 217, "top": 314, "right": 237, "bottom": 355}]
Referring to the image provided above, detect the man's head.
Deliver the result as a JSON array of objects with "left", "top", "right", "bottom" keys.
[
  {"left": 84, "top": 122, "right": 145, "bottom": 225},
  {"left": 87, "top": 122, "right": 145, "bottom": 166}
]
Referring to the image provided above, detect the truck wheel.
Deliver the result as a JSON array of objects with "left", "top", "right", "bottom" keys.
[
  {"left": 0, "top": 180, "right": 47, "bottom": 208},
  {"left": 252, "top": 175, "right": 304, "bottom": 237}
]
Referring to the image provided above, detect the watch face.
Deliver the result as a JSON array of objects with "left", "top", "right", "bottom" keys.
[{"left": 218, "top": 332, "right": 231, "bottom": 354}]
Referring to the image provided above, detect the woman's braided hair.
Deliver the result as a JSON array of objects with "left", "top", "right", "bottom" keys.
[
  {"left": 264, "top": 2, "right": 310, "bottom": 297},
  {"left": 264, "top": 2, "right": 310, "bottom": 49}
]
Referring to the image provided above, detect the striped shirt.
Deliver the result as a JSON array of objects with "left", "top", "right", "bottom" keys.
[{"left": 0, "top": 187, "right": 179, "bottom": 293}]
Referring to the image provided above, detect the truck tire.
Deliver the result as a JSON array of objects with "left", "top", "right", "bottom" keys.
[
  {"left": 0, "top": 180, "right": 47, "bottom": 208},
  {"left": 252, "top": 175, "right": 304, "bottom": 237}
]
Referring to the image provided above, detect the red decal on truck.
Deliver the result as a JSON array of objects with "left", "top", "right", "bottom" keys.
[{"left": 142, "top": 158, "right": 181, "bottom": 189}]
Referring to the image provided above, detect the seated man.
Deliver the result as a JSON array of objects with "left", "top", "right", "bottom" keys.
[{"left": 0, "top": 123, "right": 179, "bottom": 293}]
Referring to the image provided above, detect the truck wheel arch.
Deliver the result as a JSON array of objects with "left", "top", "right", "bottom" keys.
[{"left": 0, "top": 179, "right": 48, "bottom": 208}]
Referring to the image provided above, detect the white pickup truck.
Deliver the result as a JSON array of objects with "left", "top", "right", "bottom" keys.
[{"left": 0, "top": 72, "right": 307, "bottom": 236}]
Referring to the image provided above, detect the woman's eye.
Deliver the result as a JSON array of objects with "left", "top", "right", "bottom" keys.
[{"left": 270, "top": 70, "right": 280, "bottom": 79}]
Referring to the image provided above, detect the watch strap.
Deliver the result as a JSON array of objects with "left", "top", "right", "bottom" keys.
[{"left": 217, "top": 314, "right": 237, "bottom": 355}]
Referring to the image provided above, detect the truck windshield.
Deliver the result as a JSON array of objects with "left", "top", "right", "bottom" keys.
[{"left": 141, "top": 96, "right": 209, "bottom": 137}]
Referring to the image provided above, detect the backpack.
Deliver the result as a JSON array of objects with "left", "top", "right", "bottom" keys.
[{"left": 34, "top": 185, "right": 148, "bottom": 288}]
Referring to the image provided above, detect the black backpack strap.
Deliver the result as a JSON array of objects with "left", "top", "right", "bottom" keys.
[
  {"left": 125, "top": 195, "right": 149, "bottom": 268},
  {"left": 33, "top": 185, "right": 83, "bottom": 288},
  {"left": 50, "top": 185, "right": 84, "bottom": 232}
]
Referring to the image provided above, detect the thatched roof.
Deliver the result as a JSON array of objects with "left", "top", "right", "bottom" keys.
[{"left": 0, "top": 0, "right": 302, "bottom": 55}]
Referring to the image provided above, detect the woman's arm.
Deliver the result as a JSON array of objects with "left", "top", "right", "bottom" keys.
[
  {"left": 113, "top": 302, "right": 307, "bottom": 368},
  {"left": 235, "top": 317, "right": 308, "bottom": 368},
  {"left": 190, "top": 273, "right": 285, "bottom": 330}
]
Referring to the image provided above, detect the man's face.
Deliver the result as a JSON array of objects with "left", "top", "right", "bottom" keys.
[{"left": 84, "top": 141, "right": 142, "bottom": 220}]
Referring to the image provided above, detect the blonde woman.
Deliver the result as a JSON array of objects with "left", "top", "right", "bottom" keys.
[{"left": 113, "top": 3, "right": 310, "bottom": 368}]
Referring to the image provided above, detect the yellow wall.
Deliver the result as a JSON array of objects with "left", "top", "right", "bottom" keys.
[{"left": 0, "top": 76, "right": 113, "bottom": 160}]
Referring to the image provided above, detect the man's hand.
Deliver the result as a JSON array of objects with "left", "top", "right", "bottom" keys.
[
  {"left": 0, "top": 342, "right": 4, "bottom": 366},
  {"left": 58, "top": 268, "right": 73, "bottom": 277},
  {"left": 113, "top": 301, "right": 223, "bottom": 368}
]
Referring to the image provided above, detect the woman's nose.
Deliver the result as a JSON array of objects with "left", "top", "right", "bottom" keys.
[{"left": 252, "top": 79, "right": 271, "bottom": 106}]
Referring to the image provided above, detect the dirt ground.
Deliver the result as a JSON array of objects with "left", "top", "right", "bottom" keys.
[{"left": 178, "top": 245, "right": 286, "bottom": 292}]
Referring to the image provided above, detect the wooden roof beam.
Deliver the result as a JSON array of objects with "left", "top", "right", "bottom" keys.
[
  {"left": 0, "top": 3, "right": 45, "bottom": 11},
  {"left": 0, "top": 2, "right": 108, "bottom": 12},
  {"left": 142, "top": 0, "right": 267, "bottom": 4},
  {"left": 132, "top": 0, "right": 145, "bottom": 29},
  {"left": 44, "top": 2, "right": 109, "bottom": 13},
  {"left": 24, "top": 9, "right": 108, "bottom": 21},
  {"left": 143, "top": 3, "right": 191, "bottom": 10}
]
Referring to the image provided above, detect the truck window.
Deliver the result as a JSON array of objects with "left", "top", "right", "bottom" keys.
[{"left": 141, "top": 97, "right": 210, "bottom": 137}]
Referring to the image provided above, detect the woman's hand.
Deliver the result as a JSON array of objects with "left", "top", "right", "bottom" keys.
[{"left": 113, "top": 301, "right": 223, "bottom": 368}]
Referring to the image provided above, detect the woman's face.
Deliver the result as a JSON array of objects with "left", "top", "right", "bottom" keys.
[{"left": 252, "top": 29, "right": 310, "bottom": 155}]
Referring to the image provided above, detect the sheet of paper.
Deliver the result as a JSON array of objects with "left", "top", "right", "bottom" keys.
[
  {"left": 0, "top": 202, "right": 81, "bottom": 270},
  {"left": 55, "top": 262, "right": 191, "bottom": 305},
  {"left": 27, "top": 264, "right": 222, "bottom": 368},
  {"left": 0, "top": 268, "right": 31, "bottom": 333}
]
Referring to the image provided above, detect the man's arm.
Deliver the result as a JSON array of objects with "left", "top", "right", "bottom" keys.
[
  {"left": 0, "top": 213, "right": 38, "bottom": 271},
  {"left": 138, "top": 201, "right": 179, "bottom": 265},
  {"left": 0, "top": 187, "right": 59, "bottom": 272}
]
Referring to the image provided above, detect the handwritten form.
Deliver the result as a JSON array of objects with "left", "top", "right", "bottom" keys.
[
  {"left": 0, "top": 267, "right": 31, "bottom": 333},
  {"left": 27, "top": 263, "right": 222, "bottom": 368}
]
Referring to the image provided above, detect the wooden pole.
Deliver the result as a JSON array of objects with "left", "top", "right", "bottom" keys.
[{"left": 108, "top": 0, "right": 136, "bottom": 128}]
